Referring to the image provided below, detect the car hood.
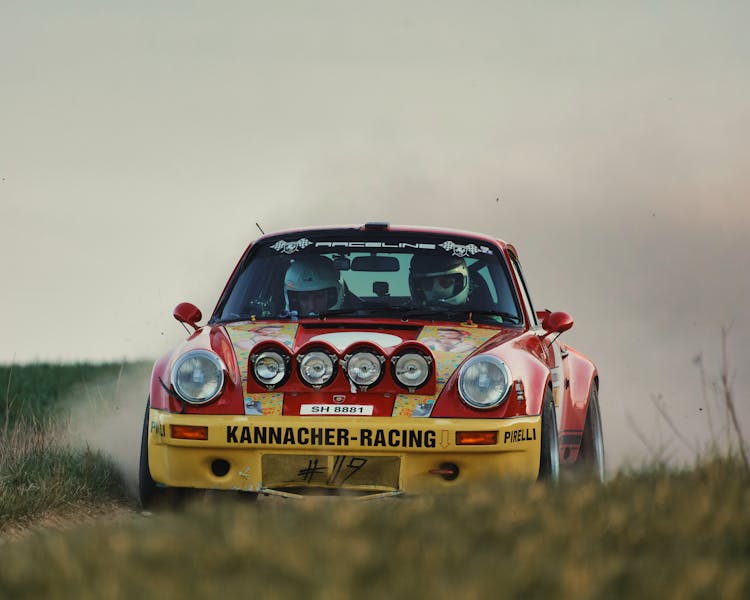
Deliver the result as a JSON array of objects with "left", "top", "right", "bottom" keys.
[{"left": 222, "top": 320, "right": 520, "bottom": 417}]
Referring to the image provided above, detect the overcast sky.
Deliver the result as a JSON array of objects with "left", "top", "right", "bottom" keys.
[{"left": 1, "top": 1, "right": 748, "bottom": 468}]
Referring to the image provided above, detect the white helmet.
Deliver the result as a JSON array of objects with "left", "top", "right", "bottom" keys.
[
  {"left": 284, "top": 256, "right": 344, "bottom": 314},
  {"left": 409, "top": 255, "right": 469, "bottom": 306}
]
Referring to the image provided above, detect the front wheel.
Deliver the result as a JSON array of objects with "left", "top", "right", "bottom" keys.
[
  {"left": 538, "top": 389, "right": 560, "bottom": 481},
  {"left": 574, "top": 384, "right": 605, "bottom": 482},
  {"left": 138, "top": 399, "right": 184, "bottom": 509}
]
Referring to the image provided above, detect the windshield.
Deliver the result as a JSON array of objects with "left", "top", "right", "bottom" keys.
[{"left": 212, "top": 232, "right": 523, "bottom": 327}]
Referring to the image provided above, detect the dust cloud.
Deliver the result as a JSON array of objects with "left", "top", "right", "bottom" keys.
[
  {"left": 65, "top": 364, "right": 152, "bottom": 496},
  {"left": 2, "top": 2, "right": 749, "bottom": 472}
]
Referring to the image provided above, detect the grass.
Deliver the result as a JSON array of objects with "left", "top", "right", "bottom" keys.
[
  {"left": 0, "top": 457, "right": 747, "bottom": 599},
  {"left": 1, "top": 362, "right": 138, "bottom": 426},
  {"left": 0, "top": 360, "right": 747, "bottom": 598},
  {"left": 0, "top": 363, "right": 142, "bottom": 531},
  {"left": 0, "top": 416, "right": 129, "bottom": 529}
]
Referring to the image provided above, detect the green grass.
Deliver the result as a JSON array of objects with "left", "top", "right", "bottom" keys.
[
  {"left": 0, "top": 362, "right": 144, "bottom": 424},
  {"left": 0, "top": 458, "right": 747, "bottom": 599},
  {"left": 0, "top": 362, "right": 747, "bottom": 598},
  {"left": 0, "top": 363, "right": 144, "bottom": 529},
  {"left": 0, "top": 417, "right": 129, "bottom": 527}
]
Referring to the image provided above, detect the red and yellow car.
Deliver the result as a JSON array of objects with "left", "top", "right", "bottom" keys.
[{"left": 139, "top": 223, "right": 603, "bottom": 505}]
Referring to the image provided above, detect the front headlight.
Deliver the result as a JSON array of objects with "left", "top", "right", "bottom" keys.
[
  {"left": 345, "top": 351, "right": 384, "bottom": 387},
  {"left": 171, "top": 350, "right": 225, "bottom": 405},
  {"left": 252, "top": 350, "right": 289, "bottom": 388},
  {"left": 457, "top": 355, "right": 511, "bottom": 410},
  {"left": 393, "top": 352, "right": 431, "bottom": 390},
  {"left": 298, "top": 350, "right": 336, "bottom": 388}
]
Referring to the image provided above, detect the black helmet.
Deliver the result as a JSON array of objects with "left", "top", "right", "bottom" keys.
[{"left": 409, "top": 254, "right": 469, "bottom": 306}]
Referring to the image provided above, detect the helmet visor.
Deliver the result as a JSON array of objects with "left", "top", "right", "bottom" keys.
[
  {"left": 411, "top": 273, "right": 464, "bottom": 299},
  {"left": 287, "top": 288, "right": 338, "bottom": 314}
]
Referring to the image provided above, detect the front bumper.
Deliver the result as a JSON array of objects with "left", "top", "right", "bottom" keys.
[{"left": 147, "top": 409, "right": 542, "bottom": 495}]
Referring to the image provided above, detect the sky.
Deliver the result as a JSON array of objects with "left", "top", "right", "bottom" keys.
[{"left": 1, "top": 1, "right": 749, "bottom": 469}]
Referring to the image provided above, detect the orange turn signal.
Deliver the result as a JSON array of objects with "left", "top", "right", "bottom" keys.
[
  {"left": 456, "top": 431, "right": 498, "bottom": 445},
  {"left": 170, "top": 425, "right": 209, "bottom": 440}
]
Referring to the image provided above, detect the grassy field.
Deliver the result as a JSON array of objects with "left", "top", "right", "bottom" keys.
[
  {"left": 0, "top": 363, "right": 139, "bottom": 530},
  {"left": 0, "top": 459, "right": 748, "bottom": 599},
  {"left": 0, "top": 363, "right": 748, "bottom": 599},
  {"left": 0, "top": 363, "right": 135, "bottom": 424}
]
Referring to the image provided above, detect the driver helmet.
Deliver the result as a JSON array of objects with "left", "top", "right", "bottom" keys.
[
  {"left": 284, "top": 256, "right": 344, "bottom": 314},
  {"left": 409, "top": 254, "right": 470, "bottom": 306}
]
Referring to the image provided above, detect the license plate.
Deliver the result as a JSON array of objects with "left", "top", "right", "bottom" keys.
[
  {"left": 300, "top": 404, "right": 374, "bottom": 416},
  {"left": 262, "top": 454, "right": 400, "bottom": 490}
]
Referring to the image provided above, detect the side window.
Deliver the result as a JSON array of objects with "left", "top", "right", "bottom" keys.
[
  {"left": 466, "top": 259, "right": 498, "bottom": 304},
  {"left": 509, "top": 255, "right": 538, "bottom": 327},
  {"left": 467, "top": 255, "right": 522, "bottom": 321}
]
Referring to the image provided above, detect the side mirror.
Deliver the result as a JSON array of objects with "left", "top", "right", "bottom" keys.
[
  {"left": 536, "top": 309, "right": 551, "bottom": 322},
  {"left": 173, "top": 302, "right": 202, "bottom": 331},
  {"left": 542, "top": 311, "right": 573, "bottom": 336}
]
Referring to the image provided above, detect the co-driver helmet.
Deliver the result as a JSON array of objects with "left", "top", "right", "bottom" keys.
[{"left": 409, "top": 254, "right": 470, "bottom": 306}]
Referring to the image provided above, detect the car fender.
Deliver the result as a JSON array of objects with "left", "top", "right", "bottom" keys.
[
  {"left": 507, "top": 335, "right": 553, "bottom": 417},
  {"left": 431, "top": 340, "right": 550, "bottom": 419},
  {"left": 149, "top": 326, "right": 244, "bottom": 413},
  {"left": 494, "top": 343, "right": 551, "bottom": 417},
  {"left": 149, "top": 352, "right": 174, "bottom": 411}
]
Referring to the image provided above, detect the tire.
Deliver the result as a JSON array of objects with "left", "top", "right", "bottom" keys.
[
  {"left": 538, "top": 389, "right": 560, "bottom": 481},
  {"left": 575, "top": 384, "right": 605, "bottom": 482},
  {"left": 138, "top": 399, "right": 184, "bottom": 509}
]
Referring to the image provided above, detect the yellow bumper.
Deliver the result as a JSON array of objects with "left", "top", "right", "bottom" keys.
[{"left": 147, "top": 409, "right": 541, "bottom": 495}]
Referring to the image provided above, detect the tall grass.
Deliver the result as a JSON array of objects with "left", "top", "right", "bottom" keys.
[
  {"left": 0, "top": 457, "right": 747, "bottom": 599},
  {"left": 0, "top": 359, "right": 747, "bottom": 598},
  {"left": 0, "top": 363, "right": 139, "bottom": 531},
  {"left": 0, "top": 415, "right": 130, "bottom": 531},
  {"left": 1, "top": 362, "right": 135, "bottom": 426}
]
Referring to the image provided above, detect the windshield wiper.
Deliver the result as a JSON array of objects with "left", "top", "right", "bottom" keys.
[
  {"left": 314, "top": 303, "right": 420, "bottom": 319},
  {"left": 468, "top": 309, "right": 522, "bottom": 324},
  {"left": 316, "top": 307, "right": 373, "bottom": 318},
  {"left": 291, "top": 305, "right": 520, "bottom": 325},
  {"left": 274, "top": 306, "right": 400, "bottom": 320},
  {"left": 402, "top": 308, "right": 522, "bottom": 324}
]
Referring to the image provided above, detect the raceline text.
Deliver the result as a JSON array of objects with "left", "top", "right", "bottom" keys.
[
  {"left": 314, "top": 241, "right": 436, "bottom": 249},
  {"left": 226, "top": 425, "right": 437, "bottom": 448}
]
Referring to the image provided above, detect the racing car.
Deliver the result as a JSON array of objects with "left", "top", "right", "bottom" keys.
[{"left": 139, "top": 223, "right": 603, "bottom": 505}]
